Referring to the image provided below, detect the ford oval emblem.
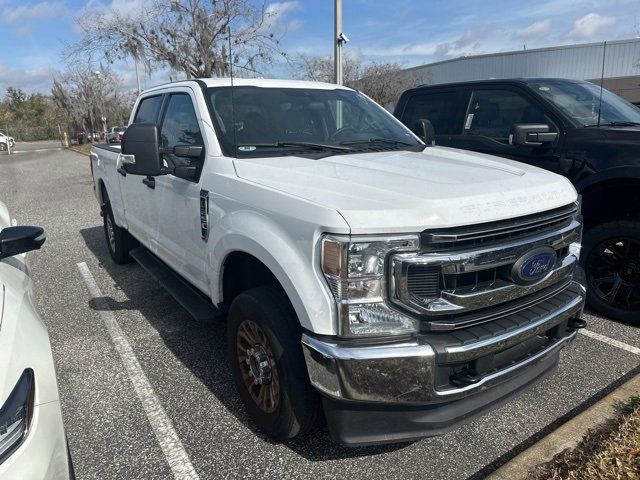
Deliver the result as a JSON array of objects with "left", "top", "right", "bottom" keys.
[{"left": 511, "top": 247, "right": 556, "bottom": 285}]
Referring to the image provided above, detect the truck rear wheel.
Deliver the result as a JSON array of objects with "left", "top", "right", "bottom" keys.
[
  {"left": 103, "top": 202, "right": 136, "bottom": 264},
  {"left": 583, "top": 219, "right": 640, "bottom": 323},
  {"left": 226, "top": 285, "right": 320, "bottom": 440}
]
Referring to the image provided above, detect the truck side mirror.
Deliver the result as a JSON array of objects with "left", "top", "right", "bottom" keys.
[
  {"left": 413, "top": 118, "right": 435, "bottom": 145},
  {"left": 510, "top": 124, "right": 558, "bottom": 147},
  {"left": 0, "top": 226, "right": 46, "bottom": 260},
  {"left": 121, "top": 123, "right": 163, "bottom": 176}
]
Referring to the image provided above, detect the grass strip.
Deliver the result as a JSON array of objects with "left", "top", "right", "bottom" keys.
[{"left": 532, "top": 396, "right": 640, "bottom": 479}]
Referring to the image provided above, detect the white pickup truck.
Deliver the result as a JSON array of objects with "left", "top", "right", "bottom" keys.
[{"left": 90, "top": 78, "right": 586, "bottom": 446}]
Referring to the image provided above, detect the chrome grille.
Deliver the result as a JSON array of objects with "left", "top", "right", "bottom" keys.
[{"left": 390, "top": 203, "right": 582, "bottom": 329}]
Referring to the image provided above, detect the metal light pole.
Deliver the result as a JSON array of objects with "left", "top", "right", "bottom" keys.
[
  {"left": 134, "top": 55, "right": 142, "bottom": 95},
  {"left": 94, "top": 71, "right": 107, "bottom": 141},
  {"left": 334, "top": 0, "right": 343, "bottom": 85}
]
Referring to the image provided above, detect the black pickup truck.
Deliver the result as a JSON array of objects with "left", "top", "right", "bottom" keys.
[{"left": 395, "top": 78, "right": 640, "bottom": 323}]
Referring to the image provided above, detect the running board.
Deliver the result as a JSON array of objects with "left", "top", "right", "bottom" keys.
[{"left": 130, "top": 247, "right": 219, "bottom": 322}]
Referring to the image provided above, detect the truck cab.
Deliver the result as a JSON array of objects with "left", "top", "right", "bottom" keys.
[
  {"left": 90, "top": 78, "right": 585, "bottom": 446},
  {"left": 395, "top": 78, "right": 640, "bottom": 323}
]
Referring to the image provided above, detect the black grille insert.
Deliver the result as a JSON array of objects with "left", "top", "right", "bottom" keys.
[
  {"left": 421, "top": 203, "right": 579, "bottom": 251},
  {"left": 407, "top": 265, "right": 441, "bottom": 299}
]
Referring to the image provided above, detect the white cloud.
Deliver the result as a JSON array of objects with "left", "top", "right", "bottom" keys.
[
  {"left": 1, "top": 1, "right": 64, "bottom": 22},
  {"left": 569, "top": 13, "right": 616, "bottom": 39},
  {"left": 0, "top": 1, "right": 68, "bottom": 34},
  {"left": 84, "top": 0, "right": 149, "bottom": 16},
  {"left": 0, "top": 64, "right": 55, "bottom": 94},
  {"left": 516, "top": 20, "right": 552, "bottom": 40},
  {"left": 266, "top": 1, "right": 300, "bottom": 16},
  {"left": 364, "top": 24, "right": 498, "bottom": 59},
  {"left": 263, "top": 1, "right": 302, "bottom": 35},
  {"left": 434, "top": 25, "right": 497, "bottom": 58},
  {"left": 363, "top": 42, "right": 438, "bottom": 57}
]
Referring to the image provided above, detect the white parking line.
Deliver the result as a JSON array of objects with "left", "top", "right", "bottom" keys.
[
  {"left": 77, "top": 262, "right": 200, "bottom": 480},
  {"left": 580, "top": 329, "right": 640, "bottom": 356}
]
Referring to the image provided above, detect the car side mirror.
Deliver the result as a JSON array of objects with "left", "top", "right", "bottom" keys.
[
  {"left": 510, "top": 124, "right": 558, "bottom": 147},
  {"left": 121, "top": 123, "right": 163, "bottom": 176},
  {"left": 413, "top": 118, "right": 435, "bottom": 145},
  {"left": 0, "top": 226, "right": 46, "bottom": 260}
]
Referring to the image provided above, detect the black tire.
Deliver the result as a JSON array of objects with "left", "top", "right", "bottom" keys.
[
  {"left": 102, "top": 201, "right": 137, "bottom": 264},
  {"left": 227, "top": 285, "right": 320, "bottom": 440},
  {"left": 582, "top": 219, "right": 640, "bottom": 323}
]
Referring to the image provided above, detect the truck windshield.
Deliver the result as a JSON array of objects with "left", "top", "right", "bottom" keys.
[
  {"left": 528, "top": 80, "right": 640, "bottom": 127},
  {"left": 205, "top": 86, "right": 422, "bottom": 157}
]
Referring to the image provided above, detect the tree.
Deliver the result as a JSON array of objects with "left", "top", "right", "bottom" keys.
[
  {"left": 292, "top": 52, "right": 420, "bottom": 109},
  {"left": 74, "top": 0, "right": 287, "bottom": 79},
  {"left": 0, "top": 88, "right": 66, "bottom": 141},
  {"left": 52, "top": 62, "right": 134, "bottom": 133}
]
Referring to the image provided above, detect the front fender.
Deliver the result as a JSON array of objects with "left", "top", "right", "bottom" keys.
[
  {"left": 575, "top": 166, "right": 640, "bottom": 192},
  {"left": 209, "top": 208, "right": 347, "bottom": 336},
  {"left": 0, "top": 200, "right": 11, "bottom": 228}
]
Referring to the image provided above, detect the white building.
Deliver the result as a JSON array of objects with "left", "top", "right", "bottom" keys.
[{"left": 404, "top": 38, "right": 640, "bottom": 104}]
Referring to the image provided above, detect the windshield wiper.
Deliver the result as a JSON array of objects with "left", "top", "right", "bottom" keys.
[
  {"left": 237, "top": 141, "right": 352, "bottom": 152},
  {"left": 584, "top": 121, "right": 640, "bottom": 127},
  {"left": 340, "top": 138, "right": 415, "bottom": 146}
]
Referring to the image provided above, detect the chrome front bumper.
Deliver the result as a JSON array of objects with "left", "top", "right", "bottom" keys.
[{"left": 302, "top": 280, "right": 585, "bottom": 406}]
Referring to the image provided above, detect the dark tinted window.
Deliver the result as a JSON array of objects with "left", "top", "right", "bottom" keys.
[
  {"left": 464, "top": 89, "right": 553, "bottom": 141},
  {"left": 401, "top": 91, "right": 467, "bottom": 135},
  {"left": 160, "top": 93, "right": 203, "bottom": 171},
  {"left": 133, "top": 95, "right": 163, "bottom": 123}
]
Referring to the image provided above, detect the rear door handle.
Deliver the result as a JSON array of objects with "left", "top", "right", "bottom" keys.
[
  {"left": 117, "top": 167, "right": 127, "bottom": 176},
  {"left": 143, "top": 177, "right": 155, "bottom": 189}
]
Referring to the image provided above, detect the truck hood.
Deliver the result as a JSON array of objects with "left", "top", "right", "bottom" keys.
[{"left": 233, "top": 146, "right": 577, "bottom": 234}]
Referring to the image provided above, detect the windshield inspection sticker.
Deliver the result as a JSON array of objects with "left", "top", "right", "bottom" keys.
[
  {"left": 238, "top": 146, "right": 256, "bottom": 152},
  {"left": 539, "top": 86, "right": 550, "bottom": 91}
]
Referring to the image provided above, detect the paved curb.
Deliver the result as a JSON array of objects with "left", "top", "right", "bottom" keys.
[
  {"left": 487, "top": 372, "right": 640, "bottom": 479},
  {"left": 67, "top": 146, "right": 90, "bottom": 156}
]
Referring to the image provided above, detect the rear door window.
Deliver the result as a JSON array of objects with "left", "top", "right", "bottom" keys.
[
  {"left": 133, "top": 95, "right": 163, "bottom": 123},
  {"left": 401, "top": 91, "right": 468, "bottom": 135}
]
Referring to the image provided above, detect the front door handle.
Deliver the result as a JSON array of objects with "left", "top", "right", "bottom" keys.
[{"left": 143, "top": 176, "right": 155, "bottom": 189}]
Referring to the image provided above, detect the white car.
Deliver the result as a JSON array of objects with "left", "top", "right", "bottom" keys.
[
  {"left": 91, "top": 79, "right": 585, "bottom": 446},
  {"left": 106, "top": 126, "right": 126, "bottom": 143},
  {"left": 0, "top": 202, "right": 73, "bottom": 478},
  {"left": 0, "top": 134, "right": 15, "bottom": 151}
]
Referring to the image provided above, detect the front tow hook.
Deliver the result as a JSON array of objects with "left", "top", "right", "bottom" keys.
[
  {"left": 450, "top": 370, "right": 483, "bottom": 388},
  {"left": 568, "top": 317, "right": 587, "bottom": 329}
]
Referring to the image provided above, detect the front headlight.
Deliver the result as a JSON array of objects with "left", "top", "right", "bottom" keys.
[
  {"left": 321, "top": 234, "right": 420, "bottom": 337},
  {"left": 0, "top": 369, "right": 35, "bottom": 464}
]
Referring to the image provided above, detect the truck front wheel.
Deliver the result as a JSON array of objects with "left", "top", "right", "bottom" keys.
[
  {"left": 102, "top": 202, "right": 136, "bottom": 264},
  {"left": 583, "top": 219, "right": 640, "bottom": 323},
  {"left": 227, "top": 285, "right": 320, "bottom": 440}
]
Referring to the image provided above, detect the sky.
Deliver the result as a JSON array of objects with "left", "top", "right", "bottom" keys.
[{"left": 0, "top": 0, "right": 638, "bottom": 95}]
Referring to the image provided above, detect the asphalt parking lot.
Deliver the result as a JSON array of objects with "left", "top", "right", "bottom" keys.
[{"left": 1, "top": 143, "right": 639, "bottom": 480}]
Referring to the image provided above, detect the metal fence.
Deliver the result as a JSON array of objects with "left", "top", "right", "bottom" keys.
[{"left": 3, "top": 124, "right": 73, "bottom": 142}]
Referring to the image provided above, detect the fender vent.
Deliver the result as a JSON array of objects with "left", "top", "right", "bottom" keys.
[{"left": 200, "top": 190, "right": 209, "bottom": 241}]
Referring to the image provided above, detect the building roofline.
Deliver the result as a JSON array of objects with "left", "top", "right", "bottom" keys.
[{"left": 402, "top": 37, "right": 640, "bottom": 73}]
